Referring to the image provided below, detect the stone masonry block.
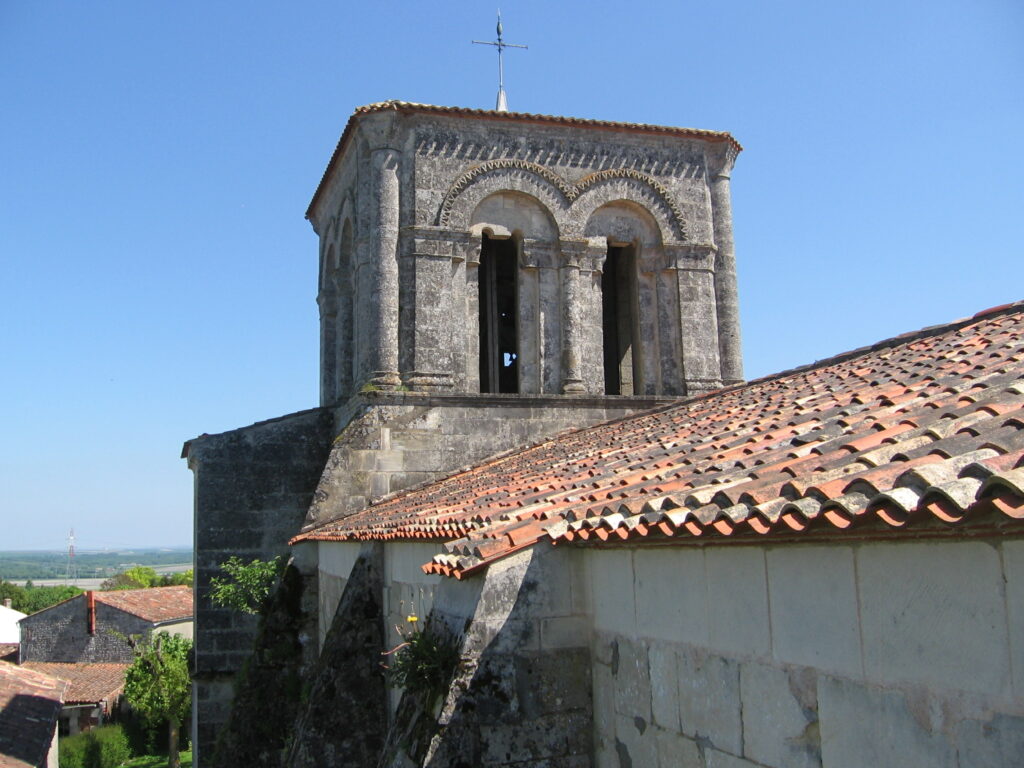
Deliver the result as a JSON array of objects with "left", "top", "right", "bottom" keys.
[
  {"left": 677, "top": 647, "right": 742, "bottom": 756},
  {"left": 515, "top": 649, "right": 591, "bottom": 717},
  {"left": 740, "top": 662, "right": 820, "bottom": 768},
  {"left": 703, "top": 748, "right": 760, "bottom": 768},
  {"left": 614, "top": 713, "right": 658, "bottom": 768},
  {"left": 634, "top": 547, "right": 706, "bottom": 645},
  {"left": 395, "top": 449, "right": 442, "bottom": 472},
  {"left": 540, "top": 615, "right": 589, "bottom": 650},
  {"left": 818, "top": 675, "right": 956, "bottom": 768},
  {"left": 649, "top": 641, "right": 680, "bottom": 732},
  {"left": 592, "top": 660, "right": 616, "bottom": 758},
  {"left": 705, "top": 547, "right": 770, "bottom": 660},
  {"left": 956, "top": 712, "right": 1024, "bottom": 768},
  {"left": 589, "top": 549, "right": 637, "bottom": 635},
  {"left": 613, "top": 637, "right": 652, "bottom": 723},
  {"left": 766, "top": 546, "right": 862, "bottom": 679},
  {"left": 1000, "top": 540, "right": 1024, "bottom": 699},
  {"left": 522, "top": 547, "right": 575, "bottom": 619},
  {"left": 655, "top": 728, "right": 703, "bottom": 768},
  {"left": 857, "top": 541, "right": 1009, "bottom": 696}
]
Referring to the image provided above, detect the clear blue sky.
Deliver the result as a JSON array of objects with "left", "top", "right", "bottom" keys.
[{"left": 1, "top": 1, "right": 1021, "bottom": 550}]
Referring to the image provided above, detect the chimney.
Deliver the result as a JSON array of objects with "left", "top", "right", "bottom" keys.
[
  {"left": 86, "top": 591, "right": 96, "bottom": 635},
  {"left": 2, "top": 598, "right": 10, "bottom": 609}
]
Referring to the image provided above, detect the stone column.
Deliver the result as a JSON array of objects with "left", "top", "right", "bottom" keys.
[
  {"left": 558, "top": 239, "right": 587, "bottom": 394},
  {"left": 363, "top": 147, "right": 402, "bottom": 388},
  {"left": 317, "top": 289, "right": 337, "bottom": 405},
  {"left": 668, "top": 244, "right": 723, "bottom": 395},
  {"left": 462, "top": 236, "right": 482, "bottom": 394},
  {"left": 518, "top": 239, "right": 547, "bottom": 395},
  {"left": 405, "top": 226, "right": 458, "bottom": 391},
  {"left": 560, "top": 239, "right": 606, "bottom": 394},
  {"left": 708, "top": 143, "right": 744, "bottom": 384}
]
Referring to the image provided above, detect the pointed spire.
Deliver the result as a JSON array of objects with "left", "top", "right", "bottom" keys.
[{"left": 472, "top": 10, "right": 527, "bottom": 112}]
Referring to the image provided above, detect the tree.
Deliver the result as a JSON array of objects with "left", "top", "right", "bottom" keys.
[
  {"left": 4, "top": 582, "right": 82, "bottom": 614},
  {"left": 161, "top": 569, "right": 193, "bottom": 587},
  {"left": 101, "top": 565, "right": 159, "bottom": 591},
  {"left": 0, "top": 580, "right": 24, "bottom": 608},
  {"left": 124, "top": 631, "right": 192, "bottom": 768},
  {"left": 209, "top": 556, "right": 282, "bottom": 614}
]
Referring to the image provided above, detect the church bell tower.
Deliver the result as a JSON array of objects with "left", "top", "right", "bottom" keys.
[{"left": 308, "top": 101, "right": 743, "bottom": 406}]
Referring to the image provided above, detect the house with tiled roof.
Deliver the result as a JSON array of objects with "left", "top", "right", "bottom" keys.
[
  {"left": 0, "top": 662, "right": 67, "bottom": 768},
  {"left": 186, "top": 100, "right": 1024, "bottom": 767},
  {"left": 18, "top": 586, "right": 192, "bottom": 665},
  {"left": 21, "top": 662, "right": 130, "bottom": 737}
]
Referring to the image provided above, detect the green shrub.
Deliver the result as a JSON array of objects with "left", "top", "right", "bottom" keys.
[
  {"left": 87, "top": 724, "right": 131, "bottom": 768},
  {"left": 58, "top": 732, "right": 90, "bottom": 768},
  {"left": 384, "top": 620, "right": 459, "bottom": 705}
]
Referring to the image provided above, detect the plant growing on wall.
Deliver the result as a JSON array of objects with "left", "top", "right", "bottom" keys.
[
  {"left": 382, "top": 613, "right": 460, "bottom": 707},
  {"left": 209, "top": 555, "right": 282, "bottom": 614}
]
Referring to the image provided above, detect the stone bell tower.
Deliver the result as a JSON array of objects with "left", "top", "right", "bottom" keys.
[
  {"left": 185, "top": 100, "right": 742, "bottom": 762},
  {"left": 309, "top": 101, "right": 742, "bottom": 405}
]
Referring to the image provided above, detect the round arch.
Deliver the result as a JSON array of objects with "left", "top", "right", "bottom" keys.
[
  {"left": 440, "top": 160, "right": 569, "bottom": 234},
  {"left": 571, "top": 172, "right": 686, "bottom": 242}
]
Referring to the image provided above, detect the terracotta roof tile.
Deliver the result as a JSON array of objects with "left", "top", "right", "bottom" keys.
[
  {"left": 0, "top": 662, "right": 67, "bottom": 767},
  {"left": 20, "top": 663, "right": 129, "bottom": 707},
  {"left": 293, "top": 302, "right": 1024, "bottom": 578},
  {"left": 94, "top": 586, "right": 192, "bottom": 624}
]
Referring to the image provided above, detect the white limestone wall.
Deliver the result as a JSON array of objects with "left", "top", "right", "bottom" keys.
[
  {"left": 0, "top": 604, "right": 25, "bottom": 643},
  {"left": 584, "top": 539, "right": 1024, "bottom": 768},
  {"left": 317, "top": 541, "right": 362, "bottom": 649},
  {"left": 162, "top": 619, "right": 194, "bottom": 641}
]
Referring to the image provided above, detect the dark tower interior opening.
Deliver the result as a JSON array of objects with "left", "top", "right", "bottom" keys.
[
  {"left": 602, "top": 244, "right": 638, "bottom": 395},
  {"left": 479, "top": 234, "right": 519, "bottom": 393}
]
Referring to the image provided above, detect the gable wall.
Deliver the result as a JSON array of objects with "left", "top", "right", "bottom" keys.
[
  {"left": 584, "top": 538, "right": 1024, "bottom": 768},
  {"left": 19, "top": 598, "right": 153, "bottom": 664}
]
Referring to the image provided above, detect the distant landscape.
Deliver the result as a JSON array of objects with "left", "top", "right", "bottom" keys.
[{"left": 0, "top": 547, "right": 193, "bottom": 582}]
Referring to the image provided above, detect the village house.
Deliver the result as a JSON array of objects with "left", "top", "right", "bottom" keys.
[
  {"left": 0, "top": 662, "right": 67, "bottom": 768},
  {"left": 186, "top": 100, "right": 1024, "bottom": 766},
  {"left": 18, "top": 585, "right": 193, "bottom": 665},
  {"left": 0, "top": 600, "right": 26, "bottom": 670},
  {"left": 20, "top": 662, "right": 130, "bottom": 738}
]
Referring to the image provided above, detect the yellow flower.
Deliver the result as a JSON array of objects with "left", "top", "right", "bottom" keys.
[{"left": 406, "top": 614, "right": 419, "bottom": 623}]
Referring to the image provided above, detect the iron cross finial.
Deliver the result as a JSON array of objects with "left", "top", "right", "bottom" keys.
[{"left": 472, "top": 10, "right": 528, "bottom": 112}]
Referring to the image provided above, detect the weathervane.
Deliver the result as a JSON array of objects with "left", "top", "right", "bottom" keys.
[{"left": 472, "top": 10, "right": 527, "bottom": 112}]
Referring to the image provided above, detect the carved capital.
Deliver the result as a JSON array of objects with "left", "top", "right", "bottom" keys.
[
  {"left": 521, "top": 239, "right": 558, "bottom": 270},
  {"left": 559, "top": 238, "right": 606, "bottom": 272},
  {"left": 706, "top": 142, "right": 739, "bottom": 179},
  {"left": 664, "top": 243, "right": 718, "bottom": 271},
  {"left": 358, "top": 111, "right": 401, "bottom": 152}
]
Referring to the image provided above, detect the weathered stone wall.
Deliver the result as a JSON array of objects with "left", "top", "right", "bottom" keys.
[
  {"left": 379, "top": 547, "right": 593, "bottom": 767},
  {"left": 286, "top": 543, "right": 388, "bottom": 768},
  {"left": 303, "top": 391, "right": 669, "bottom": 531},
  {"left": 584, "top": 539, "right": 1024, "bottom": 767},
  {"left": 19, "top": 597, "right": 153, "bottom": 663},
  {"left": 184, "top": 407, "right": 334, "bottom": 763},
  {"left": 207, "top": 562, "right": 308, "bottom": 767}
]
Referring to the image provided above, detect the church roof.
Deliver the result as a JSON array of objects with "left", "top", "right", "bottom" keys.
[
  {"left": 0, "top": 662, "right": 66, "bottom": 768},
  {"left": 307, "top": 100, "right": 742, "bottom": 219},
  {"left": 294, "top": 301, "right": 1024, "bottom": 579}
]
